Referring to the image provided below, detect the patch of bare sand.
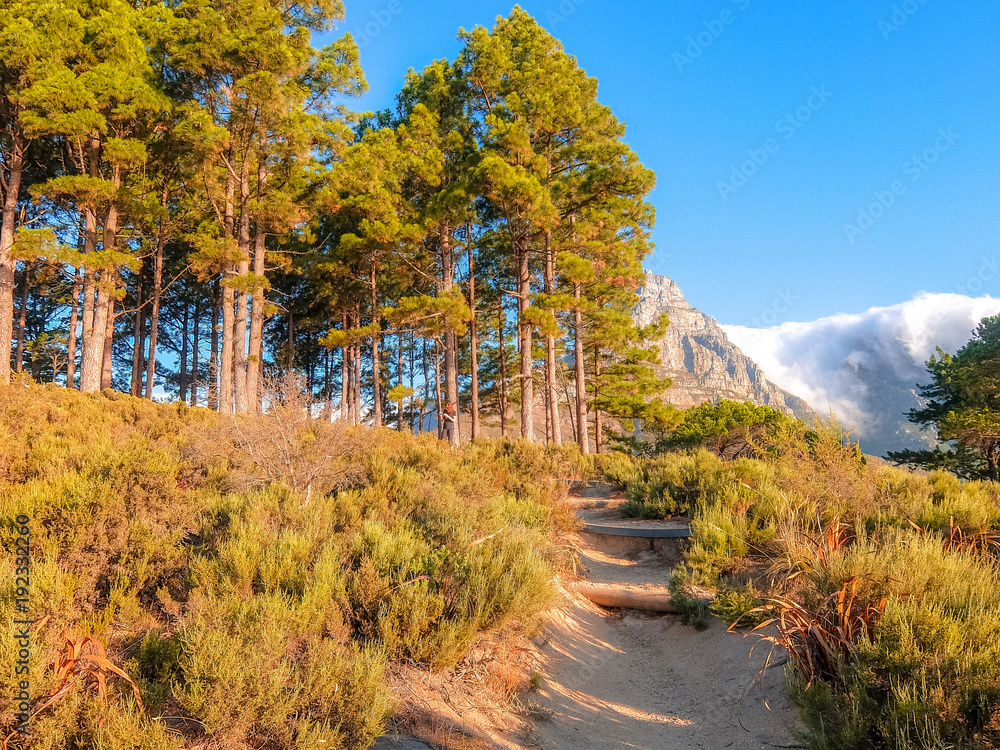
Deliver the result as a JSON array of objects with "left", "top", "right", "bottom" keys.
[{"left": 517, "top": 518, "right": 802, "bottom": 750}]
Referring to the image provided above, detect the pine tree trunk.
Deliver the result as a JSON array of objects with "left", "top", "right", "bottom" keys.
[
  {"left": 145, "top": 202, "right": 166, "bottom": 399},
  {"left": 518, "top": 244, "right": 533, "bottom": 441},
  {"left": 574, "top": 283, "right": 589, "bottom": 453},
  {"left": 220, "top": 162, "right": 236, "bottom": 414},
  {"left": 341, "top": 314, "right": 349, "bottom": 422},
  {"left": 352, "top": 306, "right": 361, "bottom": 425},
  {"left": 190, "top": 301, "right": 200, "bottom": 406},
  {"left": 247, "top": 136, "right": 269, "bottom": 415},
  {"left": 83, "top": 267, "right": 109, "bottom": 393},
  {"left": 467, "top": 228, "right": 480, "bottom": 440},
  {"left": 498, "top": 301, "right": 508, "bottom": 439},
  {"left": 0, "top": 130, "right": 24, "bottom": 386},
  {"left": 397, "top": 332, "right": 405, "bottom": 431},
  {"left": 79, "top": 141, "right": 104, "bottom": 392},
  {"left": 79, "top": 146, "right": 100, "bottom": 393},
  {"left": 563, "top": 378, "right": 577, "bottom": 443},
  {"left": 247, "top": 231, "right": 265, "bottom": 414},
  {"left": 233, "top": 156, "right": 251, "bottom": 414},
  {"left": 130, "top": 261, "right": 145, "bottom": 396},
  {"left": 421, "top": 335, "right": 429, "bottom": 434},
  {"left": 96, "top": 164, "right": 122, "bottom": 392},
  {"left": 434, "top": 339, "right": 443, "bottom": 438},
  {"left": 370, "top": 260, "right": 382, "bottom": 427},
  {"left": 409, "top": 332, "right": 416, "bottom": 432},
  {"left": 323, "top": 348, "right": 332, "bottom": 420},
  {"left": 100, "top": 295, "right": 114, "bottom": 390},
  {"left": 441, "top": 223, "right": 459, "bottom": 444},
  {"left": 208, "top": 279, "right": 220, "bottom": 410},
  {"left": 14, "top": 263, "right": 30, "bottom": 372},
  {"left": 594, "top": 348, "right": 602, "bottom": 454},
  {"left": 67, "top": 269, "right": 80, "bottom": 389},
  {"left": 179, "top": 303, "right": 189, "bottom": 402},
  {"left": 544, "top": 229, "right": 561, "bottom": 444}
]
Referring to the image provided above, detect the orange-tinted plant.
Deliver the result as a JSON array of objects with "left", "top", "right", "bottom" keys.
[
  {"left": 736, "top": 576, "right": 887, "bottom": 688},
  {"left": 34, "top": 632, "right": 144, "bottom": 720}
]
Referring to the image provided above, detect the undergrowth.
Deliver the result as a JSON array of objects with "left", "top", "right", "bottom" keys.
[
  {"left": 607, "top": 411, "right": 1000, "bottom": 749},
  {"left": 0, "top": 384, "right": 584, "bottom": 748}
]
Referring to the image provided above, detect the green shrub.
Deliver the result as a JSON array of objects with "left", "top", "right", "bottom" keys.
[
  {"left": 0, "top": 386, "right": 564, "bottom": 748},
  {"left": 710, "top": 581, "right": 768, "bottom": 627}
]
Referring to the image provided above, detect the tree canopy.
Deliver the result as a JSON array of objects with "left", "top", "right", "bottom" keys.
[
  {"left": 889, "top": 315, "right": 1000, "bottom": 481},
  {"left": 0, "top": 2, "right": 672, "bottom": 453}
]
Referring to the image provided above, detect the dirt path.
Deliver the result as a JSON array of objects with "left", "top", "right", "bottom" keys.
[{"left": 521, "top": 491, "right": 801, "bottom": 750}]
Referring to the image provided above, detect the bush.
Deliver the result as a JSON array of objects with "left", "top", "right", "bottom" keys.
[
  {"left": 630, "top": 407, "right": 1000, "bottom": 748},
  {"left": 0, "top": 385, "right": 564, "bottom": 748}
]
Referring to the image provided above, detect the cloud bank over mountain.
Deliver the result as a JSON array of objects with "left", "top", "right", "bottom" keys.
[{"left": 722, "top": 294, "right": 1000, "bottom": 455}]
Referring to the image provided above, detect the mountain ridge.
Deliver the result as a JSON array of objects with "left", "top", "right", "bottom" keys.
[{"left": 635, "top": 272, "right": 814, "bottom": 419}]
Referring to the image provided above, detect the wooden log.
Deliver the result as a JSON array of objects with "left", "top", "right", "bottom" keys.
[{"left": 574, "top": 583, "right": 679, "bottom": 613}]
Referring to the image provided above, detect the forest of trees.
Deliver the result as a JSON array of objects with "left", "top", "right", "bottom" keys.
[{"left": 0, "top": 1, "right": 674, "bottom": 451}]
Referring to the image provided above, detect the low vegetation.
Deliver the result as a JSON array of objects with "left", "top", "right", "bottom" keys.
[
  {"left": 0, "top": 384, "right": 584, "bottom": 748},
  {"left": 603, "top": 401, "right": 1000, "bottom": 749}
]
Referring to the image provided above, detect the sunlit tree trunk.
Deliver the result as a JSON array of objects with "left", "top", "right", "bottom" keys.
[
  {"left": 544, "top": 229, "right": 561, "bottom": 444},
  {"left": 574, "top": 282, "right": 589, "bottom": 454},
  {"left": 0, "top": 130, "right": 24, "bottom": 386},
  {"left": 190, "top": 301, "right": 200, "bottom": 406},
  {"left": 80, "top": 136, "right": 103, "bottom": 392},
  {"left": 234, "top": 153, "right": 253, "bottom": 413},
  {"left": 594, "top": 347, "right": 603, "bottom": 454},
  {"left": 14, "top": 263, "right": 30, "bottom": 372},
  {"left": 145, "top": 199, "right": 166, "bottom": 399},
  {"left": 208, "top": 280, "right": 220, "bottom": 410},
  {"left": 498, "top": 301, "right": 508, "bottom": 438},
  {"left": 130, "top": 261, "right": 144, "bottom": 396},
  {"left": 179, "top": 304, "right": 189, "bottom": 403},
  {"left": 467, "top": 230, "right": 480, "bottom": 440},
  {"left": 66, "top": 269, "right": 80, "bottom": 388},
  {"left": 441, "top": 223, "right": 458, "bottom": 444},
  {"left": 219, "top": 162, "right": 236, "bottom": 413},
  {"left": 370, "top": 260, "right": 382, "bottom": 426},
  {"left": 100, "top": 295, "right": 114, "bottom": 390}
]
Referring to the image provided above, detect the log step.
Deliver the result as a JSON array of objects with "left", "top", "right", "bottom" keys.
[
  {"left": 582, "top": 521, "right": 691, "bottom": 539},
  {"left": 574, "top": 582, "right": 678, "bottom": 613}
]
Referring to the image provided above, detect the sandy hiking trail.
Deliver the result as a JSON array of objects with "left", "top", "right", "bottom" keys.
[
  {"left": 520, "top": 489, "right": 801, "bottom": 750},
  {"left": 378, "top": 486, "right": 802, "bottom": 750}
]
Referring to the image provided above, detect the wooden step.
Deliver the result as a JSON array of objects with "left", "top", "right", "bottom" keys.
[
  {"left": 581, "top": 520, "right": 691, "bottom": 539},
  {"left": 574, "top": 582, "right": 677, "bottom": 612}
]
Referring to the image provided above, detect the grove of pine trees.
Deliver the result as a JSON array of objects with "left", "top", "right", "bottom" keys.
[{"left": 0, "top": 1, "right": 672, "bottom": 451}]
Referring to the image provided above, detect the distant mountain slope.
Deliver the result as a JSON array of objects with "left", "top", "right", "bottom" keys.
[{"left": 634, "top": 273, "right": 813, "bottom": 419}]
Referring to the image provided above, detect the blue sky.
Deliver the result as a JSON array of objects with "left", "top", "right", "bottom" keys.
[{"left": 318, "top": 0, "right": 1000, "bottom": 327}]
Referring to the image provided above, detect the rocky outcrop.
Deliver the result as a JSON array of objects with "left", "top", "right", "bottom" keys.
[{"left": 635, "top": 273, "right": 813, "bottom": 418}]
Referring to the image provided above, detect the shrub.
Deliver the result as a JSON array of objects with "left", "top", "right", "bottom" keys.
[{"left": 0, "top": 385, "right": 564, "bottom": 748}]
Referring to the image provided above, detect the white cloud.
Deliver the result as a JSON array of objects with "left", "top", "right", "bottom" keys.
[{"left": 722, "top": 293, "right": 1000, "bottom": 438}]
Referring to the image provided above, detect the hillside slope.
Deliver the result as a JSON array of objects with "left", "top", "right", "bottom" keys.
[{"left": 634, "top": 273, "right": 813, "bottom": 419}]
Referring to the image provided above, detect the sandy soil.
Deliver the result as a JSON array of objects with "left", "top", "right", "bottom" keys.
[
  {"left": 379, "top": 490, "right": 802, "bottom": 750},
  {"left": 520, "top": 522, "right": 802, "bottom": 750}
]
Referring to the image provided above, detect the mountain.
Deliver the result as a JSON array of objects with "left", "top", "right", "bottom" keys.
[{"left": 634, "top": 273, "right": 814, "bottom": 419}]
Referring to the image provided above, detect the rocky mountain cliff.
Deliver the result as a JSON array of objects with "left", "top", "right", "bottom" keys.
[{"left": 635, "top": 273, "right": 813, "bottom": 418}]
